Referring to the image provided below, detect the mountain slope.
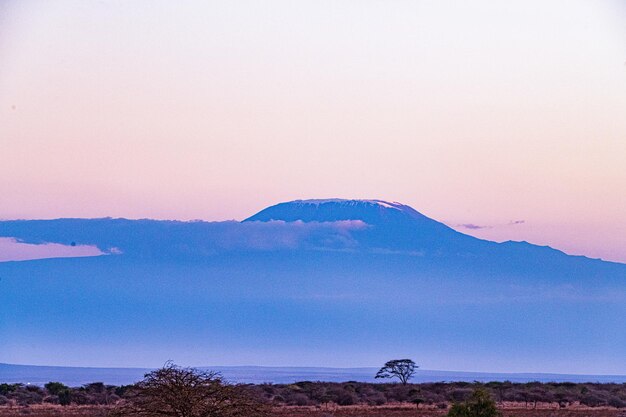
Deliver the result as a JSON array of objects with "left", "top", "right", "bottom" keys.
[
  {"left": 245, "top": 199, "right": 594, "bottom": 265},
  {"left": 245, "top": 199, "right": 482, "bottom": 251}
]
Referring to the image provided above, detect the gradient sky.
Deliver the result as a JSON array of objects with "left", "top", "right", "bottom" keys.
[{"left": 1, "top": 0, "right": 625, "bottom": 262}]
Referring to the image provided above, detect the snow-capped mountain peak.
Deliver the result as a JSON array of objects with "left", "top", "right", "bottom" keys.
[
  {"left": 292, "top": 199, "right": 407, "bottom": 210},
  {"left": 244, "top": 199, "right": 423, "bottom": 224}
]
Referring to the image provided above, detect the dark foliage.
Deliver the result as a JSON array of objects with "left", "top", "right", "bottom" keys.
[
  {"left": 44, "top": 382, "right": 69, "bottom": 396},
  {"left": 448, "top": 389, "right": 500, "bottom": 417},
  {"left": 1, "top": 379, "right": 625, "bottom": 409},
  {"left": 113, "top": 362, "right": 267, "bottom": 417},
  {"left": 375, "top": 360, "right": 417, "bottom": 385}
]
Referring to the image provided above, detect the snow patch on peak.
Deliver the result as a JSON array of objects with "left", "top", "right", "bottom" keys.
[
  {"left": 367, "top": 200, "right": 404, "bottom": 210},
  {"left": 244, "top": 198, "right": 438, "bottom": 226},
  {"left": 292, "top": 199, "right": 406, "bottom": 211},
  {"left": 292, "top": 199, "right": 346, "bottom": 205}
]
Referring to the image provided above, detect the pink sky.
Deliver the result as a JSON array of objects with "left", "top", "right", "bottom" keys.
[{"left": 0, "top": 0, "right": 625, "bottom": 263}]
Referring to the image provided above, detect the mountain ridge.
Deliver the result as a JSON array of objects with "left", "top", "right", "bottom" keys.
[{"left": 0, "top": 198, "right": 622, "bottom": 266}]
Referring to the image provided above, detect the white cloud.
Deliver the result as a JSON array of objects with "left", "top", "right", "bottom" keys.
[{"left": 0, "top": 237, "right": 104, "bottom": 262}]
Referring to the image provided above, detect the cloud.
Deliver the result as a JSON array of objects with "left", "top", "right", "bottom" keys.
[
  {"left": 0, "top": 237, "right": 104, "bottom": 262},
  {"left": 454, "top": 220, "right": 526, "bottom": 231},
  {"left": 215, "top": 220, "right": 369, "bottom": 251},
  {"left": 457, "top": 223, "right": 492, "bottom": 230},
  {"left": 0, "top": 218, "right": 372, "bottom": 259}
]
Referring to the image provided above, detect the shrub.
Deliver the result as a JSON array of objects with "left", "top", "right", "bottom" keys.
[
  {"left": 114, "top": 362, "right": 267, "bottom": 417},
  {"left": 57, "top": 388, "right": 72, "bottom": 406},
  {"left": 289, "top": 393, "right": 310, "bottom": 406},
  {"left": 608, "top": 396, "right": 626, "bottom": 408},
  {"left": 44, "top": 382, "right": 69, "bottom": 396},
  {"left": 451, "top": 388, "right": 473, "bottom": 402},
  {"left": 448, "top": 389, "right": 500, "bottom": 417},
  {"left": 336, "top": 392, "right": 357, "bottom": 406}
]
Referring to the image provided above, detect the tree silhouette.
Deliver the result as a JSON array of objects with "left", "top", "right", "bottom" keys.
[
  {"left": 114, "top": 362, "right": 266, "bottom": 417},
  {"left": 375, "top": 359, "right": 417, "bottom": 385}
]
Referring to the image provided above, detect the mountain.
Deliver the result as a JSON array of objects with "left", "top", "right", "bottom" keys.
[
  {"left": 245, "top": 199, "right": 483, "bottom": 252},
  {"left": 246, "top": 199, "right": 441, "bottom": 227},
  {"left": 246, "top": 199, "right": 602, "bottom": 270},
  {"left": 0, "top": 199, "right": 624, "bottom": 374}
]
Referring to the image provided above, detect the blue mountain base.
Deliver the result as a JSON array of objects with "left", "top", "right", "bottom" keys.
[{"left": 0, "top": 200, "right": 624, "bottom": 373}]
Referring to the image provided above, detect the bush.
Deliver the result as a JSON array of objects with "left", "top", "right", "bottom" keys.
[
  {"left": 608, "top": 397, "right": 626, "bottom": 408},
  {"left": 448, "top": 389, "right": 500, "bottom": 417},
  {"left": 12, "top": 390, "right": 43, "bottom": 406},
  {"left": 451, "top": 388, "right": 473, "bottom": 402},
  {"left": 366, "top": 392, "right": 386, "bottom": 406},
  {"left": 58, "top": 389, "right": 72, "bottom": 406},
  {"left": 44, "top": 382, "right": 69, "bottom": 396},
  {"left": 336, "top": 392, "right": 357, "bottom": 406},
  {"left": 114, "top": 362, "right": 267, "bottom": 417},
  {"left": 289, "top": 393, "right": 310, "bottom": 406},
  {"left": 581, "top": 393, "right": 605, "bottom": 407},
  {"left": 0, "top": 384, "right": 20, "bottom": 396}
]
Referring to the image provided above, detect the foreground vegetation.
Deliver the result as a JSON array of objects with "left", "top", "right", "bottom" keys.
[
  {"left": 2, "top": 379, "right": 626, "bottom": 409},
  {"left": 0, "top": 404, "right": 625, "bottom": 417},
  {"left": 1, "top": 362, "right": 625, "bottom": 417}
]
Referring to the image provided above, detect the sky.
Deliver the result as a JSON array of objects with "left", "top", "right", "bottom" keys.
[{"left": 0, "top": 0, "right": 625, "bottom": 262}]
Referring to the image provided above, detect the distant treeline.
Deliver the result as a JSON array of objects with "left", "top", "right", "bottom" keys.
[{"left": 1, "top": 381, "right": 626, "bottom": 409}]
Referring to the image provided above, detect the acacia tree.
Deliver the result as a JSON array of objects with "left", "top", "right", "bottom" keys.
[
  {"left": 115, "top": 362, "right": 266, "bottom": 417},
  {"left": 375, "top": 359, "right": 417, "bottom": 385}
]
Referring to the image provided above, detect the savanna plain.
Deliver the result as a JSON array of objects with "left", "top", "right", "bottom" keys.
[{"left": 2, "top": 379, "right": 626, "bottom": 417}]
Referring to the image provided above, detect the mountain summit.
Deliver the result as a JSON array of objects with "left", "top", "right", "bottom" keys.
[
  {"left": 245, "top": 199, "right": 428, "bottom": 224},
  {"left": 245, "top": 199, "right": 481, "bottom": 252}
]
